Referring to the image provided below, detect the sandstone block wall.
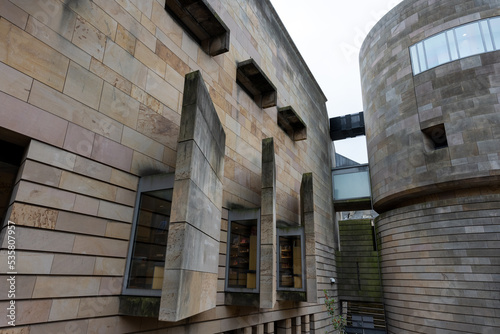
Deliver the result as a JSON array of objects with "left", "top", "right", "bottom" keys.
[
  {"left": 0, "top": 0, "right": 337, "bottom": 332},
  {"left": 360, "top": 0, "right": 500, "bottom": 333}
]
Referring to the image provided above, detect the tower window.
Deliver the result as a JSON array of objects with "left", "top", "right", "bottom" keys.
[{"left": 422, "top": 123, "right": 448, "bottom": 150}]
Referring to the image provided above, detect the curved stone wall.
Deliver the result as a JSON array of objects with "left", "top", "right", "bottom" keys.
[
  {"left": 376, "top": 191, "right": 500, "bottom": 333},
  {"left": 360, "top": 1, "right": 500, "bottom": 333},
  {"left": 360, "top": 0, "right": 500, "bottom": 212}
]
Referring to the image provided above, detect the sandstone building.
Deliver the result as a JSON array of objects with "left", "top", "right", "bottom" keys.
[
  {"left": 360, "top": 0, "right": 500, "bottom": 333},
  {"left": 0, "top": 0, "right": 338, "bottom": 332},
  {"left": 2, "top": 0, "right": 500, "bottom": 333}
]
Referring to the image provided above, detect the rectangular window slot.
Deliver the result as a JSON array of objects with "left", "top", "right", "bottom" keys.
[
  {"left": 278, "top": 106, "right": 307, "bottom": 141},
  {"left": 236, "top": 59, "right": 277, "bottom": 108},
  {"left": 123, "top": 173, "right": 174, "bottom": 297},
  {"left": 225, "top": 209, "right": 261, "bottom": 294},
  {"left": 0, "top": 138, "right": 25, "bottom": 224},
  {"left": 277, "top": 227, "right": 305, "bottom": 292},
  {"left": 165, "top": 0, "right": 230, "bottom": 56},
  {"left": 422, "top": 123, "right": 448, "bottom": 150}
]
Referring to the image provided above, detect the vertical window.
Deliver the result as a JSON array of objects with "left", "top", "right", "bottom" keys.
[
  {"left": 446, "top": 30, "right": 459, "bottom": 60},
  {"left": 225, "top": 210, "right": 260, "bottom": 292},
  {"left": 489, "top": 17, "right": 500, "bottom": 49},
  {"left": 424, "top": 32, "right": 450, "bottom": 69},
  {"left": 123, "top": 174, "right": 174, "bottom": 296},
  {"left": 416, "top": 42, "right": 428, "bottom": 73},
  {"left": 480, "top": 21, "right": 494, "bottom": 52},
  {"left": 410, "top": 45, "right": 421, "bottom": 74},
  {"left": 455, "top": 22, "right": 484, "bottom": 58},
  {"left": 277, "top": 228, "right": 305, "bottom": 291}
]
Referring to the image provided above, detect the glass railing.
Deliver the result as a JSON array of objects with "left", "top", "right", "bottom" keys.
[{"left": 410, "top": 16, "right": 500, "bottom": 75}]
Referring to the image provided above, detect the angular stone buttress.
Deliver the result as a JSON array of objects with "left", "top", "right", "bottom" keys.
[
  {"left": 301, "top": 172, "right": 318, "bottom": 303},
  {"left": 159, "top": 70, "right": 225, "bottom": 322},
  {"left": 260, "top": 137, "right": 277, "bottom": 308}
]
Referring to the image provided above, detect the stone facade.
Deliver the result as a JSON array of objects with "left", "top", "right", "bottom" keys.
[
  {"left": 360, "top": 0, "right": 500, "bottom": 333},
  {"left": 0, "top": 0, "right": 337, "bottom": 333}
]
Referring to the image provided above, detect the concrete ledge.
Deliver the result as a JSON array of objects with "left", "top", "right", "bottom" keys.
[
  {"left": 277, "top": 291, "right": 306, "bottom": 302},
  {"left": 165, "top": 0, "right": 230, "bottom": 56},
  {"left": 278, "top": 106, "right": 307, "bottom": 141},
  {"left": 225, "top": 292, "right": 260, "bottom": 307},
  {"left": 119, "top": 296, "right": 160, "bottom": 318},
  {"left": 334, "top": 197, "right": 372, "bottom": 211},
  {"left": 237, "top": 59, "right": 277, "bottom": 108}
]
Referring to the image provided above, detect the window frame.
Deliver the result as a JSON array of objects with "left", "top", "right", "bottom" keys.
[
  {"left": 409, "top": 16, "right": 500, "bottom": 75},
  {"left": 225, "top": 209, "right": 261, "bottom": 293},
  {"left": 122, "top": 173, "right": 175, "bottom": 297},
  {"left": 276, "top": 227, "right": 306, "bottom": 292}
]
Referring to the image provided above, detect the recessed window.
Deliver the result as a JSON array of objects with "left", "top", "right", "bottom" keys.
[
  {"left": 277, "top": 227, "right": 305, "bottom": 291},
  {"left": 0, "top": 139, "right": 26, "bottom": 224},
  {"left": 225, "top": 210, "right": 260, "bottom": 293},
  {"left": 422, "top": 123, "right": 448, "bottom": 150},
  {"left": 410, "top": 16, "right": 500, "bottom": 75},
  {"left": 278, "top": 106, "right": 307, "bottom": 141},
  {"left": 164, "top": 0, "right": 230, "bottom": 56},
  {"left": 123, "top": 174, "right": 174, "bottom": 296},
  {"left": 236, "top": 59, "right": 277, "bottom": 108}
]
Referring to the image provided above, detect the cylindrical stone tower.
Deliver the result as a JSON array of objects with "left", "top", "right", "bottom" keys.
[{"left": 360, "top": 1, "right": 500, "bottom": 333}]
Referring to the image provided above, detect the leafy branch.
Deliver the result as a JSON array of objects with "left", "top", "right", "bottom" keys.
[{"left": 324, "top": 290, "right": 346, "bottom": 334}]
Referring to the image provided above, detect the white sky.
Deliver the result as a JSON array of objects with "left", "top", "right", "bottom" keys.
[{"left": 270, "top": 0, "right": 404, "bottom": 164}]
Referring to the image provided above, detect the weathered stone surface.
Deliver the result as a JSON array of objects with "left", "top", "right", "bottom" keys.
[
  {"left": 300, "top": 173, "right": 317, "bottom": 303},
  {"left": 0, "top": 60, "right": 32, "bottom": 101},
  {"left": 72, "top": 16, "right": 106, "bottom": 61},
  {"left": 165, "top": 222, "right": 220, "bottom": 273},
  {"left": 0, "top": 17, "right": 69, "bottom": 91},
  {"left": 0, "top": 91, "right": 68, "bottom": 148},
  {"left": 0, "top": 0, "right": 337, "bottom": 331},
  {"left": 361, "top": 1, "right": 500, "bottom": 332},
  {"left": 160, "top": 70, "right": 225, "bottom": 322},
  {"left": 169, "top": 178, "right": 221, "bottom": 240},
  {"left": 160, "top": 269, "right": 218, "bottom": 321},
  {"left": 100, "top": 83, "right": 140, "bottom": 130},
  {"left": 260, "top": 137, "right": 276, "bottom": 309},
  {"left": 29, "top": 80, "right": 123, "bottom": 142}
]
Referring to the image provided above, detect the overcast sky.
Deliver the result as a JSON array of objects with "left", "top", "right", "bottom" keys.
[{"left": 270, "top": 0, "right": 404, "bottom": 164}]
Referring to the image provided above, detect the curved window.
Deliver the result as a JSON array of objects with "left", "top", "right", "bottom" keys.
[{"left": 410, "top": 17, "right": 500, "bottom": 75}]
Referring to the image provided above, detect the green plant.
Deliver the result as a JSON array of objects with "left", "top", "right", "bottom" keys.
[{"left": 324, "top": 290, "right": 346, "bottom": 334}]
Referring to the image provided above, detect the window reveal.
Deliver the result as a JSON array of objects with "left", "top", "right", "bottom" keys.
[
  {"left": 127, "top": 192, "right": 171, "bottom": 290},
  {"left": 227, "top": 220, "right": 258, "bottom": 290},
  {"left": 123, "top": 173, "right": 174, "bottom": 296},
  {"left": 277, "top": 228, "right": 305, "bottom": 291},
  {"left": 278, "top": 236, "right": 302, "bottom": 289}
]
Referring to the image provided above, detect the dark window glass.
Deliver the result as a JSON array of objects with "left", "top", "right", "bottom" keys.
[
  {"left": 278, "top": 235, "right": 303, "bottom": 290},
  {"left": 227, "top": 220, "right": 258, "bottom": 290},
  {"left": 127, "top": 190, "right": 172, "bottom": 290}
]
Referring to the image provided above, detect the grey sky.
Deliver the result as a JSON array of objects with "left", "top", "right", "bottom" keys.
[{"left": 270, "top": 0, "right": 404, "bottom": 163}]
